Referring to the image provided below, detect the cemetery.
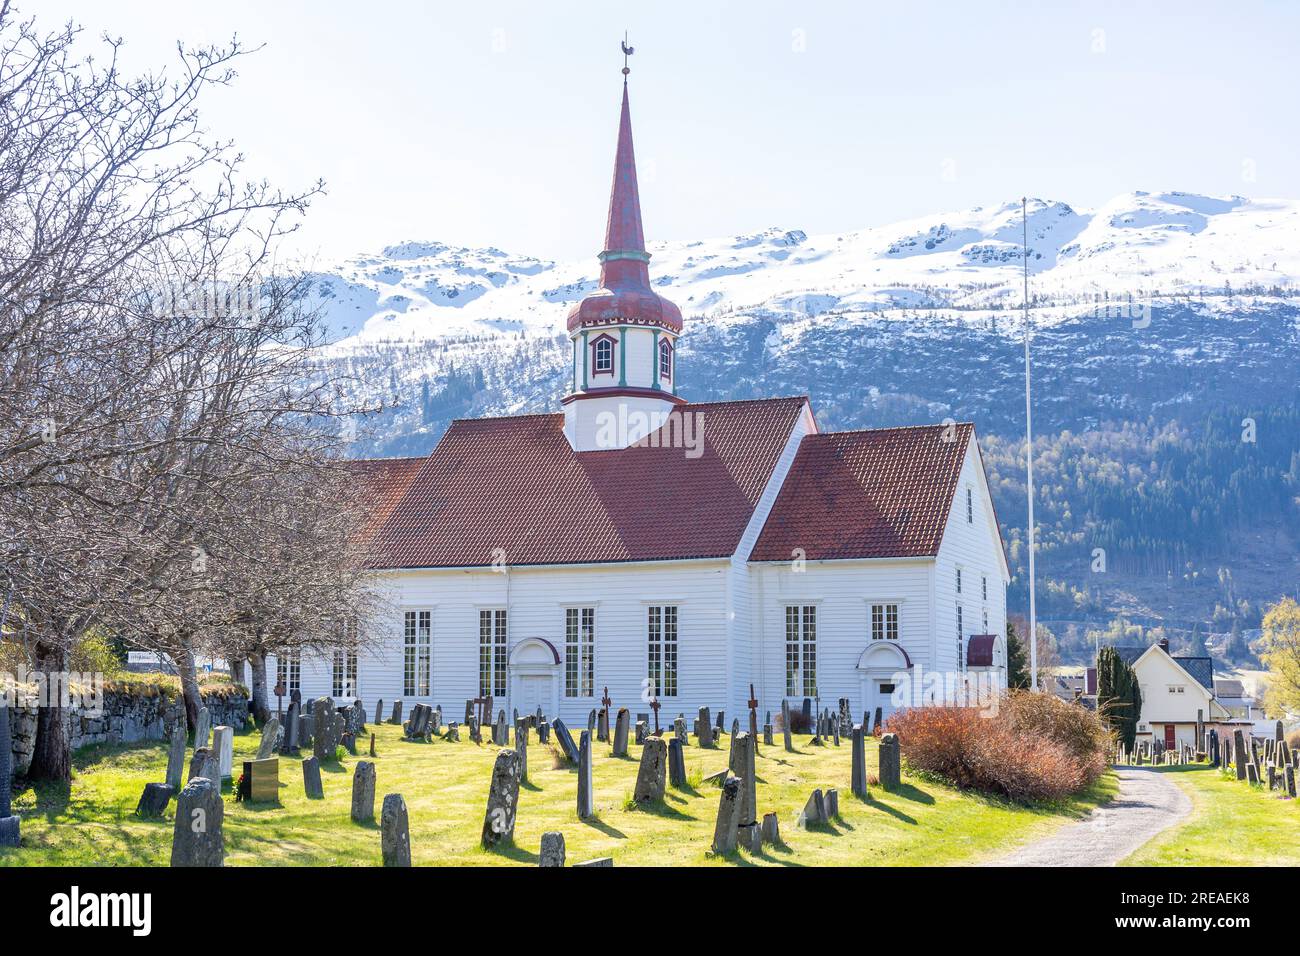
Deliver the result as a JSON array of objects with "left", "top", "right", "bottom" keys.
[{"left": 0, "top": 697, "right": 1130, "bottom": 867}]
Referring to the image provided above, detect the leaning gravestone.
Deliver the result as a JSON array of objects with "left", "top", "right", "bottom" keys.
[
  {"left": 381, "top": 793, "right": 411, "bottom": 866},
  {"left": 540, "top": 831, "right": 566, "bottom": 867},
  {"left": 480, "top": 750, "right": 523, "bottom": 849},
  {"left": 136, "top": 782, "right": 173, "bottom": 818},
  {"left": 193, "top": 707, "right": 212, "bottom": 749},
  {"left": 634, "top": 737, "right": 667, "bottom": 804},
  {"left": 711, "top": 775, "right": 742, "bottom": 854},
  {"left": 256, "top": 716, "right": 281, "bottom": 761},
  {"left": 577, "top": 731, "right": 595, "bottom": 820},
  {"left": 781, "top": 699, "right": 793, "bottom": 752},
  {"left": 165, "top": 721, "right": 188, "bottom": 790},
  {"left": 351, "top": 761, "right": 376, "bottom": 823},
  {"left": 668, "top": 737, "right": 687, "bottom": 788},
  {"left": 553, "top": 719, "right": 579, "bottom": 764},
  {"left": 612, "top": 708, "right": 630, "bottom": 757},
  {"left": 170, "top": 777, "right": 223, "bottom": 867},
  {"left": 797, "top": 789, "right": 827, "bottom": 829},
  {"left": 879, "top": 733, "right": 902, "bottom": 791},
  {"left": 303, "top": 756, "right": 325, "bottom": 799},
  {"left": 0, "top": 704, "right": 16, "bottom": 847}
]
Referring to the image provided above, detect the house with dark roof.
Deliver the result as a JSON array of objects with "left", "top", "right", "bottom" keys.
[
  {"left": 1104, "top": 640, "right": 1235, "bottom": 750},
  {"left": 281, "top": 68, "right": 1012, "bottom": 723}
]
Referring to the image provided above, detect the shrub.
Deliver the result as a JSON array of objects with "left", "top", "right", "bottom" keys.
[
  {"left": 1286, "top": 728, "right": 1300, "bottom": 751},
  {"left": 886, "top": 696, "right": 1108, "bottom": 803}
]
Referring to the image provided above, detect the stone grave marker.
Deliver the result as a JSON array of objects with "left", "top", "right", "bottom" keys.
[
  {"left": 170, "top": 777, "right": 223, "bottom": 866},
  {"left": 193, "top": 707, "right": 211, "bottom": 750},
  {"left": 351, "top": 761, "right": 377, "bottom": 823},
  {"left": 668, "top": 737, "right": 687, "bottom": 788},
  {"left": 797, "top": 788, "right": 827, "bottom": 829},
  {"left": 540, "top": 831, "right": 566, "bottom": 867},
  {"left": 760, "top": 811, "right": 780, "bottom": 846},
  {"left": 577, "top": 730, "right": 595, "bottom": 820},
  {"left": 446, "top": 721, "right": 460, "bottom": 742},
  {"left": 634, "top": 737, "right": 667, "bottom": 804},
  {"left": 165, "top": 721, "right": 187, "bottom": 790},
  {"left": 634, "top": 720, "right": 647, "bottom": 745},
  {"left": 781, "top": 699, "right": 793, "bottom": 752},
  {"left": 135, "top": 782, "right": 173, "bottom": 818},
  {"left": 851, "top": 724, "right": 868, "bottom": 799},
  {"left": 553, "top": 719, "right": 579, "bottom": 764},
  {"left": 256, "top": 716, "right": 281, "bottom": 761},
  {"left": 728, "top": 730, "right": 756, "bottom": 834},
  {"left": 711, "top": 775, "right": 742, "bottom": 854},
  {"left": 303, "top": 756, "right": 324, "bottom": 799},
  {"left": 313, "top": 698, "right": 339, "bottom": 761},
  {"left": 825, "top": 788, "right": 840, "bottom": 819},
  {"left": 879, "top": 733, "right": 902, "bottom": 791},
  {"left": 381, "top": 793, "right": 411, "bottom": 866},
  {"left": 389, "top": 700, "right": 403, "bottom": 726},
  {"left": 515, "top": 719, "right": 529, "bottom": 781},
  {"left": 538, "top": 720, "right": 550, "bottom": 744},
  {"left": 281, "top": 700, "right": 301, "bottom": 755},
  {"left": 612, "top": 708, "right": 630, "bottom": 757},
  {"left": 480, "top": 750, "right": 523, "bottom": 849}
]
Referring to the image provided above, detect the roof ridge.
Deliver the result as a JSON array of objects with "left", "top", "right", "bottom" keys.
[{"left": 811, "top": 421, "right": 975, "bottom": 438}]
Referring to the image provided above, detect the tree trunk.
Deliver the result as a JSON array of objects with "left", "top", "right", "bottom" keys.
[
  {"left": 178, "top": 646, "right": 202, "bottom": 740},
  {"left": 28, "top": 641, "right": 71, "bottom": 784},
  {"left": 249, "top": 653, "right": 271, "bottom": 726}
]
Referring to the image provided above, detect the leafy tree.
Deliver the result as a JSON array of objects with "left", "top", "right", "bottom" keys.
[
  {"left": 1260, "top": 597, "right": 1300, "bottom": 717},
  {"left": 1096, "top": 646, "right": 1143, "bottom": 751},
  {"left": 1006, "top": 620, "right": 1029, "bottom": 689}
]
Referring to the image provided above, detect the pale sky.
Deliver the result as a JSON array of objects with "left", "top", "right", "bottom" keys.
[{"left": 34, "top": 0, "right": 1300, "bottom": 266}]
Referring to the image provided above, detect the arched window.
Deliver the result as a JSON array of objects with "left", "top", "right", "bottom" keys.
[
  {"left": 659, "top": 338, "right": 673, "bottom": 380},
  {"left": 591, "top": 335, "right": 615, "bottom": 374}
]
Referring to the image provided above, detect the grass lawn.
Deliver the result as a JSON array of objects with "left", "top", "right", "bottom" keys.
[
  {"left": 1, "top": 722, "right": 1116, "bottom": 867},
  {"left": 1122, "top": 764, "right": 1300, "bottom": 866}
]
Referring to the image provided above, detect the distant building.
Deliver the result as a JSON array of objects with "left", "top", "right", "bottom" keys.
[{"left": 1102, "top": 639, "right": 1237, "bottom": 749}]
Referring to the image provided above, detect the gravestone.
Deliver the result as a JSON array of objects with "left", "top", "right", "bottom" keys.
[
  {"left": 668, "top": 737, "right": 687, "bottom": 788},
  {"left": 832, "top": 722, "right": 840, "bottom": 747},
  {"left": 193, "top": 707, "right": 211, "bottom": 750},
  {"left": 369, "top": 733, "right": 377, "bottom": 757},
  {"left": 351, "top": 761, "right": 377, "bottom": 823},
  {"left": 716, "top": 710, "right": 726, "bottom": 732},
  {"left": 728, "top": 731, "right": 757, "bottom": 833},
  {"left": 480, "top": 750, "right": 523, "bottom": 849},
  {"left": 245, "top": 757, "right": 279, "bottom": 802},
  {"left": 1247, "top": 762, "right": 1260, "bottom": 785},
  {"left": 760, "top": 811, "right": 780, "bottom": 846},
  {"left": 711, "top": 775, "right": 742, "bottom": 854},
  {"left": 1277, "top": 720, "right": 1285, "bottom": 742},
  {"left": 515, "top": 719, "right": 529, "bottom": 781},
  {"left": 313, "top": 698, "right": 339, "bottom": 761},
  {"left": 597, "top": 707, "right": 610, "bottom": 743},
  {"left": 1287, "top": 764, "right": 1297, "bottom": 799},
  {"left": 446, "top": 721, "right": 460, "bottom": 742},
  {"left": 540, "top": 831, "right": 566, "bottom": 867},
  {"left": 256, "top": 716, "right": 281, "bottom": 761},
  {"left": 825, "top": 788, "right": 840, "bottom": 819},
  {"left": 587, "top": 709, "right": 597, "bottom": 732},
  {"left": 374, "top": 700, "right": 384, "bottom": 728},
  {"left": 189, "top": 747, "right": 220, "bottom": 787},
  {"left": 553, "top": 719, "right": 579, "bottom": 764},
  {"left": 851, "top": 724, "right": 869, "bottom": 799},
  {"left": 577, "top": 731, "right": 595, "bottom": 820},
  {"left": 763, "top": 722, "right": 773, "bottom": 747},
  {"left": 135, "top": 782, "right": 173, "bottom": 817},
  {"left": 494, "top": 710, "right": 507, "bottom": 746},
  {"left": 797, "top": 789, "right": 827, "bottom": 829},
  {"left": 634, "top": 737, "right": 667, "bottom": 804},
  {"left": 612, "top": 708, "right": 630, "bottom": 757},
  {"left": 389, "top": 700, "right": 403, "bottom": 726},
  {"left": 801, "top": 698, "right": 813, "bottom": 725},
  {"left": 781, "top": 699, "right": 793, "bottom": 752},
  {"left": 1208, "top": 729, "right": 1220, "bottom": 767},
  {"left": 728, "top": 718, "right": 740, "bottom": 758},
  {"left": 538, "top": 720, "right": 550, "bottom": 744},
  {"left": 170, "top": 777, "right": 223, "bottom": 866},
  {"left": 674, "top": 716, "right": 688, "bottom": 743},
  {"left": 1233, "top": 730, "right": 1248, "bottom": 781},
  {"left": 281, "top": 700, "right": 301, "bottom": 755},
  {"left": 343, "top": 732, "right": 357, "bottom": 756},
  {"left": 703, "top": 769, "right": 729, "bottom": 788},
  {"left": 0, "top": 705, "right": 16, "bottom": 846},
  {"left": 381, "top": 794, "right": 411, "bottom": 866},
  {"left": 879, "top": 733, "right": 902, "bottom": 791},
  {"left": 697, "top": 706, "right": 714, "bottom": 748},
  {"left": 634, "top": 720, "right": 648, "bottom": 745},
  {"left": 574, "top": 857, "right": 614, "bottom": 867},
  {"left": 303, "top": 756, "right": 324, "bottom": 799},
  {"left": 431, "top": 705, "right": 442, "bottom": 735},
  {"left": 468, "top": 715, "right": 481, "bottom": 744},
  {"left": 165, "top": 721, "right": 187, "bottom": 790},
  {"left": 873, "top": 707, "right": 883, "bottom": 734}
]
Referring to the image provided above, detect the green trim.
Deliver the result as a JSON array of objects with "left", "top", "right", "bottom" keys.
[
  {"left": 571, "top": 338, "right": 578, "bottom": 392},
  {"left": 598, "top": 249, "right": 651, "bottom": 263},
  {"left": 651, "top": 330, "right": 660, "bottom": 390},
  {"left": 618, "top": 327, "right": 627, "bottom": 386},
  {"left": 581, "top": 330, "right": 589, "bottom": 390}
]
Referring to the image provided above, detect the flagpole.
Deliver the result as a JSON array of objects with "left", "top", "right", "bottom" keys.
[{"left": 1022, "top": 197, "right": 1038, "bottom": 692}]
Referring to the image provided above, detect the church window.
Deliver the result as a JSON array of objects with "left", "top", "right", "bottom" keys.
[
  {"left": 279, "top": 652, "right": 301, "bottom": 696},
  {"left": 966, "top": 486, "right": 974, "bottom": 523},
  {"left": 332, "top": 649, "right": 358, "bottom": 698},
  {"left": 647, "top": 605, "right": 678, "bottom": 697},
  {"left": 956, "top": 568, "right": 962, "bottom": 594},
  {"left": 658, "top": 338, "right": 673, "bottom": 380},
  {"left": 956, "top": 605, "right": 964, "bottom": 672},
  {"left": 565, "top": 607, "right": 596, "bottom": 698},
  {"left": 404, "top": 610, "right": 431, "bottom": 697},
  {"left": 871, "top": 603, "right": 899, "bottom": 641},
  {"left": 785, "top": 605, "right": 816, "bottom": 697},
  {"left": 479, "top": 609, "right": 507, "bottom": 698},
  {"left": 592, "top": 335, "right": 615, "bottom": 374},
  {"left": 982, "top": 575, "right": 988, "bottom": 601}
]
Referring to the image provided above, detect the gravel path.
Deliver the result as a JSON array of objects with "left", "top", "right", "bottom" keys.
[{"left": 985, "top": 767, "right": 1192, "bottom": 867}]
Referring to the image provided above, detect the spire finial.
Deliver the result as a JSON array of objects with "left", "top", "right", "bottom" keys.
[{"left": 621, "top": 33, "right": 634, "bottom": 76}]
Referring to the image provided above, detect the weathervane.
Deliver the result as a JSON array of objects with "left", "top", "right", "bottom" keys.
[{"left": 621, "top": 33, "right": 634, "bottom": 76}]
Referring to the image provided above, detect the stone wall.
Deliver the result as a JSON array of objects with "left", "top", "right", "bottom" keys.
[{"left": 5, "top": 688, "right": 248, "bottom": 778}]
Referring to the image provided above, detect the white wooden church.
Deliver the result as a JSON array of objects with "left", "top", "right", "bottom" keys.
[{"left": 268, "top": 74, "right": 1010, "bottom": 727}]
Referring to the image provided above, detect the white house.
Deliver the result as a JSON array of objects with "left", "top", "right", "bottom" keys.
[
  {"left": 1112, "top": 641, "right": 1234, "bottom": 749},
  {"left": 264, "top": 73, "right": 1011, "bottom": 727}
]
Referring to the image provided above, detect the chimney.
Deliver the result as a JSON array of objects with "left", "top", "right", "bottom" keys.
[{"left": 1158, "top": 638, "right": 1170, "bottom": 653}]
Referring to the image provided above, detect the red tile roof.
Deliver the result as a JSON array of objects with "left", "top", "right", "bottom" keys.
[
  {"left": 751, "top": 423, "right": 974, "bottom": 561},
  {"left": 358, "top": 397, "right": 808, "bottom": 569},
  {"left": 345, "top": 456, "right": 425, "bottom": 545}
]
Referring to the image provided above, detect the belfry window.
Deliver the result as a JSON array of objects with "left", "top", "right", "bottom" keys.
[
  {"left": 592, "top": 336, "right": 615, "bottom": 374},
  {"left": 659, "top": 338, "right": 673, "bottom": 380}
]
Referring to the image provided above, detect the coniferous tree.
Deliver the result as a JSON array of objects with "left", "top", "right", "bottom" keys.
[{"left": 1096, "top": 646, "right": 1142, "bottom": 751}]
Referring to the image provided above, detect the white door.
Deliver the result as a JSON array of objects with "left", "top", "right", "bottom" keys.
[
  {"left": 873, "top": 679, "right": 899, "bottom": 725},
  {"left": 516, "top": 675, "right": 550, "bottom": 717}
]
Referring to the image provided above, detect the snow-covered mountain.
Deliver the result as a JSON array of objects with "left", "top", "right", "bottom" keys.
[{"left": 310, "top": 191, "right": 1300, "bottom": 352}]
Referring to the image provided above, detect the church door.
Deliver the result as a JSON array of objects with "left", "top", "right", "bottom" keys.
[{"left": 1163, "top": 724, "right": 1176, "bottom": 750}]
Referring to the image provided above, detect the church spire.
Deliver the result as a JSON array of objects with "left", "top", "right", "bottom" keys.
[{"left": 603, "top": 79, "right": 646, "bottom": 258}]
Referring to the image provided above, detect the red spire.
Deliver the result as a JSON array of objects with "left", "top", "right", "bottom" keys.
[
  {"left": 604, "top": 80, "right": 646, "bottom": 254},
  {"left": 566, "top": 73, "right": 681, "bottom": 335}
]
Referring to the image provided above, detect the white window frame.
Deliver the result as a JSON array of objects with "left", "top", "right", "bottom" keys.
[
  {"left": 564, "top": 606, "right": 596, "bottom": 698},
  {"left": 870, "top": 602, "right": 900, "bottom": 641},
  {"left": 479, "top": 608, "right": 508, "bottom": 699},
  {"left": 785, "top": 604, "right": 817, "bottom": 697},
  {"left": 404, "top": 609, "right": 431, "bottom": 698}
]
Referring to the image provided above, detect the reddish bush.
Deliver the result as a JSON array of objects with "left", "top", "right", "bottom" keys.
[{"left": 886, "top": 697, "right": 1107, "bottom": 803}]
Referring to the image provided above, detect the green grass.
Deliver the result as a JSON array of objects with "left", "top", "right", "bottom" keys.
[
  {"left": 1122, "top": 764, "right": 1300, "bottom": 866},
  {"left": 1, "top": 723, "right": 1116, "bottom": 866}
]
